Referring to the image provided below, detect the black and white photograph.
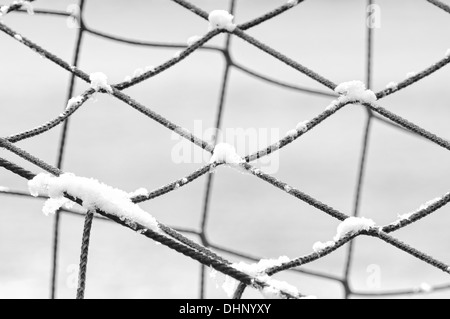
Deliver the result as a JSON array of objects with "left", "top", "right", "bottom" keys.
[{"left": 1, "top": 0, "right": 450, "bottom": 302}]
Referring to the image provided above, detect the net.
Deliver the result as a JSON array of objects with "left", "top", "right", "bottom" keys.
[{"left": 1, "top": 0, "right": 450, "bottom": 299}]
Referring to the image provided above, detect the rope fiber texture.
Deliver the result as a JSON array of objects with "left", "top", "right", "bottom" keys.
[{"left": 1, "top": 0, "right": 450, "bottom": 299}]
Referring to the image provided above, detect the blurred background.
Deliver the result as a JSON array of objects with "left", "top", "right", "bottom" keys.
[{"left": 0, "top": 0, "right": 449, "bottom": 299}]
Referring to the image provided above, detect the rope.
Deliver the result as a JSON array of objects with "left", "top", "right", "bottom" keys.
[
  {"left": 343, "top": 0, "right": 375, "bottom": 298},
  {"left": 1, "top": 0, "right": 449, "bottom": 299},
  {"left": 426, "top": 0, "right": 450, "bottom": 15},
  {"left": 0, "top": 157, "right": 36, "bottom": 180},
  {"left": 76, "top": 210, "right": 94, "bottom": 299},
  {"left": 198, "top": 0, "right": 236, "bottom": 298},
  {"left": 0, "top": 0, "right": 36, "bottom": 15},
  {"left": 51, "top": 0, "right": 86, "bottom": 299}
]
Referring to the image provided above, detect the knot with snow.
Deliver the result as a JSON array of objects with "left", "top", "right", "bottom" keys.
[
  {"left": 208, "top": 10, "right": 236, "bottom": 32},
  {"left": 209, "top": 143, "right": 244, "bottom": 165},
  {"left": 28, "top": 173, "right": 160, "bottom": 233},
  {"left": 334, "top": 80, "right": 377, "bottom": 104},
  {"left": 89, "top": 72, "right": 113, "bottom": 93}
]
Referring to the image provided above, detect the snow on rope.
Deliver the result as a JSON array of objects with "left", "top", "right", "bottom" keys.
[
  {"left": 66, "top": 96, "right": 83, "bottom": 110},
  {"left": 312, "top": 241, "right": 335, "bottom": 253},
  {"left": 1, "top": 0, "right": 449, "bottom": 301},
  {"left": 390, "top": 196, "right": 445, "bottom": 226},
  {"left": 0, "top": 0, "right": 34, "bottom": 16},
  {"left": 312, "top": 217, "right": 376, "bottom": 253},
  {"left": 187, "top": 35, "right": 201, "bottom": 46},
  {"left": 208, "top": 10, "right": 236, "bottom": 32},
  {"left": 219, "top": 256, "right": 314, "bottom": 299},
  {"left": 386, "top": 82, "right": 399, "bottom": 90},
  {"left": 209, "top": 143, "right": 244, "bottom": 166},
  {"left": 21, "top": 1, "right": 33, "bottom": 15},
  {"left": 89, "top": 72, "right": 113, "bottom": 93},
  {"left": 326, "top": 80, "right": 377, "bottom": 111},
  {"left": 334, "top": 217, "right": 375, "bottom": 241},
  {"left": 28, "top": 173, "right": 160, "bottom": 233},
  {"left": 287, "top": 0, "right": 300, "bottom": 7}
]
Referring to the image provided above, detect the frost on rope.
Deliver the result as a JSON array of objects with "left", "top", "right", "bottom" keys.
[
  {"left": 0, "top": 5, "right": 7, "bottom": 15},
  {"left": 125, "top": 66, "right": 154, "bottom": 82},
  {"left": 208, "top": 10, "right": 236, "bottom": 32},
  {"left": 446, "top": 49, "right": 450, "bottom": 58},
  {"left": 392, "top": 197, "right": 443, "bottom": 226},
  {"left": 406, "top": 71, "right": 417, "bottom": 78},
  {"left": 210, "top": 143, "right": 244, "bottom": 166},
  {"left": 386, "top": 82, "right": 398, "bottom": 90},
  {"left": 296, "top": 121, "right": 308, "bottom": 133},
  {"left": 133, "top": 68, "right": 144, "bottom": 78},
  {"left": 312, "top": 218, "right": 374, "bottom": 252},
  {"left": 220, "top": 257, "right": 307, "bottom": 299},
  {"left": 285, "top": 129, "right": 297, "bottom": 140},
  {"left": 334, "top": 217, "right": 376, "bottom": 241},
  {"left": 416, "top": 283, "right": 433, "bottom": 293},
  {"left": 144, "top": 65, "right": 155, "bottom": 73},
  {"left": 328, "top": 81, "right": 377, "bottom": 111},
  {"left": 66, "top": 96, "right": 83, "bottom": 110},
  {"left": 20, "top": 0, "right": 34, "bottom": 15},
  {"left": 0, "top": 1, "right": 33, "bottom": 16},
  {"left": 260, "top": 279, "right": 306, "bottom": 299},
  {"left": 312, "top": 241, "right": 335, "bottom": 253},
  {"left": 89, "top": 72, "right": 113, "bottom": 93},
  {"left": 28, "top": 173, "right": 160, "bottom": 232},
  {"left": 187, "top": 35, "right": 201, "bottom": 46},
  {"left": 128, "top": 188, "right": 149, "bottom": 198},
  {"left": 287, "top": 0, "right": 300, "bottom": 7},
  {"left": 14, "top": 34, "right": 22, "bottom": 41},
  {"left": 286, "top": 121, "right": 308, "bottom": 141}
]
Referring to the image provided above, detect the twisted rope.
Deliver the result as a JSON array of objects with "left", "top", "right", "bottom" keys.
[
  {"left": 343, "top": 0, "right": 375, "bottom": 298},
  {"left": 198, "top": 0, "right": 236, "bottom": 298},
  {"left": 1, "top": 0, "right": 450, "bottom": 299},
  {"left": 51, "top": 0, "right": 86, "bottom": 299},
  {"left": 76, "top": 210, "right": 94, "bottom": 300},
  {"left": 426, "top": 0, "right": 450, "bottom": 15}
]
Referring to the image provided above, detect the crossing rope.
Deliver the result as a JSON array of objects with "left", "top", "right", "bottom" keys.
[{"left": 1, "top": 0, "right": 449, "bottom": 299}]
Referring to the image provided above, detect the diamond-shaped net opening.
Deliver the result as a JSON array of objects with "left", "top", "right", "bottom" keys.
[{"left": 1, "top": 0, "right": 450, "bottom": 299}]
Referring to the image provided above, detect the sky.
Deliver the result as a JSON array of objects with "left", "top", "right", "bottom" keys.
[{"left": 0, "top": 0, "right": 450, "bottom": 299}]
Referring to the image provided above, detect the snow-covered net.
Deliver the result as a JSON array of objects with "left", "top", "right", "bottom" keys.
[{"left": 1, "top": 0, "right": 450, "bottom": 299}]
